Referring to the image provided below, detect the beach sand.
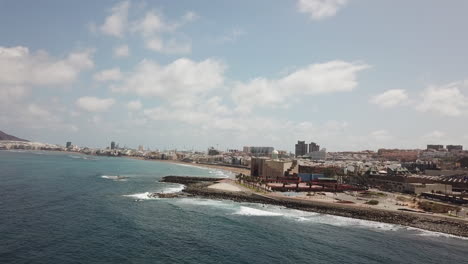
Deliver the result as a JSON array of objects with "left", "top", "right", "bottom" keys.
[
  {"left": 128, "top": 156, "right": 250, "bottom": 177},
  {"left": 208, "top": 182, "right": 242, "bottom": 192}
]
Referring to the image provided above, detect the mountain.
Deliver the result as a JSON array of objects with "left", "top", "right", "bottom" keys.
[{"left": 0, "top": 130, "right": 29, "bottom": 141}]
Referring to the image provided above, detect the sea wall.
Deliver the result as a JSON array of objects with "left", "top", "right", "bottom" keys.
[{"left": 161, "top": 176, "right": 468, "bottom": 237}]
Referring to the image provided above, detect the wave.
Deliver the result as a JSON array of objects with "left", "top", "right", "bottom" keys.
[
  {"left": 233, "top": 206, "right": 283, "bottom": 216},
  {"left": 177, "top": 198, "right": 236, "bottom": 208},
  {"left": 123, "top": 192, "right": 156, "bottom": 200},
  {"left": 168, "top": 198, "right": 468, "bottom": 239},
  {"left": 101, "top": 175, "right": 128, "bottom": 181},
  {"left": 161, "top": 184, "right": 185, "bottom": 193},
  {"left": 406, "top": 227, "right": 468, "bottom": 240},
  {"left": 207, "top": 169, "right": 233, "bottom": 178},
  {"left": 122, "top": 184, "right": 184, "bottom": 201},
  {"left": 180, "top": 199, "right": 402, "bottom": 232}
]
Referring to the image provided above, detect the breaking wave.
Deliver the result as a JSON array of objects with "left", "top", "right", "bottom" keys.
[
  {"left": 161, "top": 184, "right": 184, "bottom": 193},
  {"left": 101, "top": 175, "right": 128, "bottom": 181},
  {"left": 123, "top": 192, "right": 156, "bottom": 200},
  {"left": 233, "top": 206, "right": 283, "bottom": 216}
]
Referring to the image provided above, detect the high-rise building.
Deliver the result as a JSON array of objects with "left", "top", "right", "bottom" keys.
[
  {"left": 111, "top": 141, "right": 116, "bottom": 150},
  {"left": 427, "top": 144, "right": 444, "bottom": 151},
  {"left": 309, "top": 142, "right": 320, "bottom": 152},
  {"left": 295, "top": 141, "right": 308, "bottom": 157},
  {"left": 447, "top": 145, "right": 463, "bottom": 152},
  {"left": 66, "top": 141, "right": 72, "bottom": 148}
]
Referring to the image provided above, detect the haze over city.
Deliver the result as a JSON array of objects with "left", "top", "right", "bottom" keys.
[{"left": 1, "top": 0, "right": 468, "bottom": 151}]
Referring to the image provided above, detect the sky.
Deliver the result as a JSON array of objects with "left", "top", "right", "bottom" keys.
[{"left": 1, "top": 0, "right": 468, "bottom": 152}]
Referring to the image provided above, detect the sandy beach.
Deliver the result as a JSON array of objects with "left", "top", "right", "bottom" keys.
[{"left": 126, "top": 156, "right": 250, "bottom": 177}]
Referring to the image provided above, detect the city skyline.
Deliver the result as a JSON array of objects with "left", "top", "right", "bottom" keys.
[{"left": 1, "top": 0, "right": 468, "bottom": 151}]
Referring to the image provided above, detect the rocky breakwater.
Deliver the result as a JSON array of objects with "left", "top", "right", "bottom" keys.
[{"left": 159, "top": 176, "right": 468, "bottom": 237}]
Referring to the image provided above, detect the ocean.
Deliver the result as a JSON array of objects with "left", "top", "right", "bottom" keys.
[{"left": 0, "top": 151, "right": 467, "bottom": 263}]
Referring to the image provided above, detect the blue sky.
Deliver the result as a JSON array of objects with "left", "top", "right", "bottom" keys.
[{"left": 1, "top": 0, "right": 468, "bottom": 151}]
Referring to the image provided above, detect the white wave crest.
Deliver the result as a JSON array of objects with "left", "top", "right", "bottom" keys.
[
  {"left": 123, "top": 192, "right": 156, "bottom": 200},
  {"left": 208, "top": 169, "right": 233, "bottom": 178},
  {"left": 405, "top": 227, "right": 468, "bottom": 240},
  {"left": 101, "top": 175, "right": 128, "bottom": 181},
  {"left": 233, "top": 206, "right": 283, "bottom": 216},
  {"left": 176, "top": 198, "right": 236, "bottom": 208},
  {"left": 161, "top": 184, "right": 184, "bottom": 193}
]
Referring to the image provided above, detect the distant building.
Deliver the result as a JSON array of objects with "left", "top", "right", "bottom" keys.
[
  {"left": 111, "top": 141, "right": 116, "bottom": 150},
  {"left": 447, "top": 145, "right": 463, "bottom": 152},
  {"left": 427, "top": 144, "right": 444, "bottom": 151},
  {"left": 243, "top": 146, "right": 251, "bottom": 153},
  {"left": 247, "top": 146, "right": 274, "bottom": 157},
  {"left": 263, "top": 160, "right": 293, "bottom": 180},
  {"left": 138, "top": 145, "right": 144, "bottom": 151},
  {"left": 405, "top": 183, "right": 452, "bottom": 195},
  {"left": 305, "top": 149, "right": 327, "bottom": 160},
  {"left": 208, "top": 147, "right": 220, "bottom": 155},
  {"left": 309, "top": 142, "right": 320, "bottom": 152},
  {"left": 66, "top": 141, "right": 72, "bottom": 148},
  {"left": 377, "top": 149, "right": 419, "bottom": 162},
  {"left": 295, "top": 141, "right": 308, "bottom": 157},
  {"left": 250, "top": 157, "right": 268, "bottom": 177}
]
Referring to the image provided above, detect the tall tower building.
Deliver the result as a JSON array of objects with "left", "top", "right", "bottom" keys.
[
  {"left": 295, "top": 141, "right": 308, "bottom": 157},
  {"left": 111, "top": 141, "right": 116, "bottom": 150},
  {"left": 309, "top": 142, "right": 320, "bottom": 152}
]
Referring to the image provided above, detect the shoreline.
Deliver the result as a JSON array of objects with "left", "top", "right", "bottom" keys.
[
  {"left": 160, "top": 176, "right": 468, "bottom": 238},
  {"left": 125, "top": 156, "right": 249, "bottom": 177}
]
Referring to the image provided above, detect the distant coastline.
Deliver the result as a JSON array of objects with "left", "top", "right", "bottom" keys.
[{"left": 125, "top": 155, "right": 249, "bottom": 177}]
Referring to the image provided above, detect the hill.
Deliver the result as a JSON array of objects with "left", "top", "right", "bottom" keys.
[{"left": 0, "top": 130, "right": 29, "bottom": 141}]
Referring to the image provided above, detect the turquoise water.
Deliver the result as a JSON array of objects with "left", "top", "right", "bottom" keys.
[{"left": 0, "top": 151, "right": 467, "bottom": 263}]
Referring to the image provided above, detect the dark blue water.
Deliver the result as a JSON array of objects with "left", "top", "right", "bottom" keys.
[{"left": 1, "top": 151, "right": 467, "bottom": 263}]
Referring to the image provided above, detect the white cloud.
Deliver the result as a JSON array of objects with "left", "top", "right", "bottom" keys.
[
  {"left": 182, "top": 11, "right": 199, "bottom": 23},
  {"left": 100, "top": 1, "right": 130, "bottom": 37},
  {"left": 0, "top": 85, "right": 28, "bottom": 103},
  {"left": 131, "top": 11, "right": 173, "bottom": 36},
  {"left": 231, "top": 60, "right": 369, "bottom": 112},
  {"left": 0, "top": 99, "right": 77, "bottom": 132},
  {"left": 416, "top": 81, "right": 468, "bottom": 116},
  {"left": 422, "top": 130, "right": 445, "bottom": 142},
  {"left": 113, "top": 58, "right": 225, "bottom": 104},
  {"left": 114, "top": 44, "right": 129, "bottom": 57},
  {"left": 76, "top": 96, "right": 115, "bottom": 112},
  {"left": 370, "top": 130, "right": 392, "bottom": 141},
  {"left": 28, "top": 104, "right": 53, "bottom": 120},
  {"left": 370, "top": 89, "right": 409, "bottom": 108},
  {"left": 216, "top": 28, "right": 246, "bottom": 44},
  {"left": 145, "top": 37, "right": 191, "bottom": 54},
  {"left": 126, "top": 100, "right": 142, "bottom": 111},
  {"left": 93, "top": 68, "right": 122, "bottom": 81},
  {"left": 0, "top": 46, "right": 94, "bottom": 87},
  {"left": 131, "top": 10, "right": 196, "bottom": 54},
  {"left": 297, "top": 0, "right": 349, "bottom": 20}
]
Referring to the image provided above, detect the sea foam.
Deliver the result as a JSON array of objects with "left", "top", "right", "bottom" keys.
[
  {"left": 233, "top": 206, "right": 283, "bottom": 216},
  {"left": 101, "top": 175, "right": 128, "bottom": 181},
  {"left": 123, "top": 192, "right": 155, "bottom": 200},
  {"left": 161, "top": 184, "right": 185, "bottom": 193}
]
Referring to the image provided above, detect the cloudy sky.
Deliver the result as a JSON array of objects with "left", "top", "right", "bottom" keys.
[{"left": 1, "top": 0, "right": 468, "bottom": 151}]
